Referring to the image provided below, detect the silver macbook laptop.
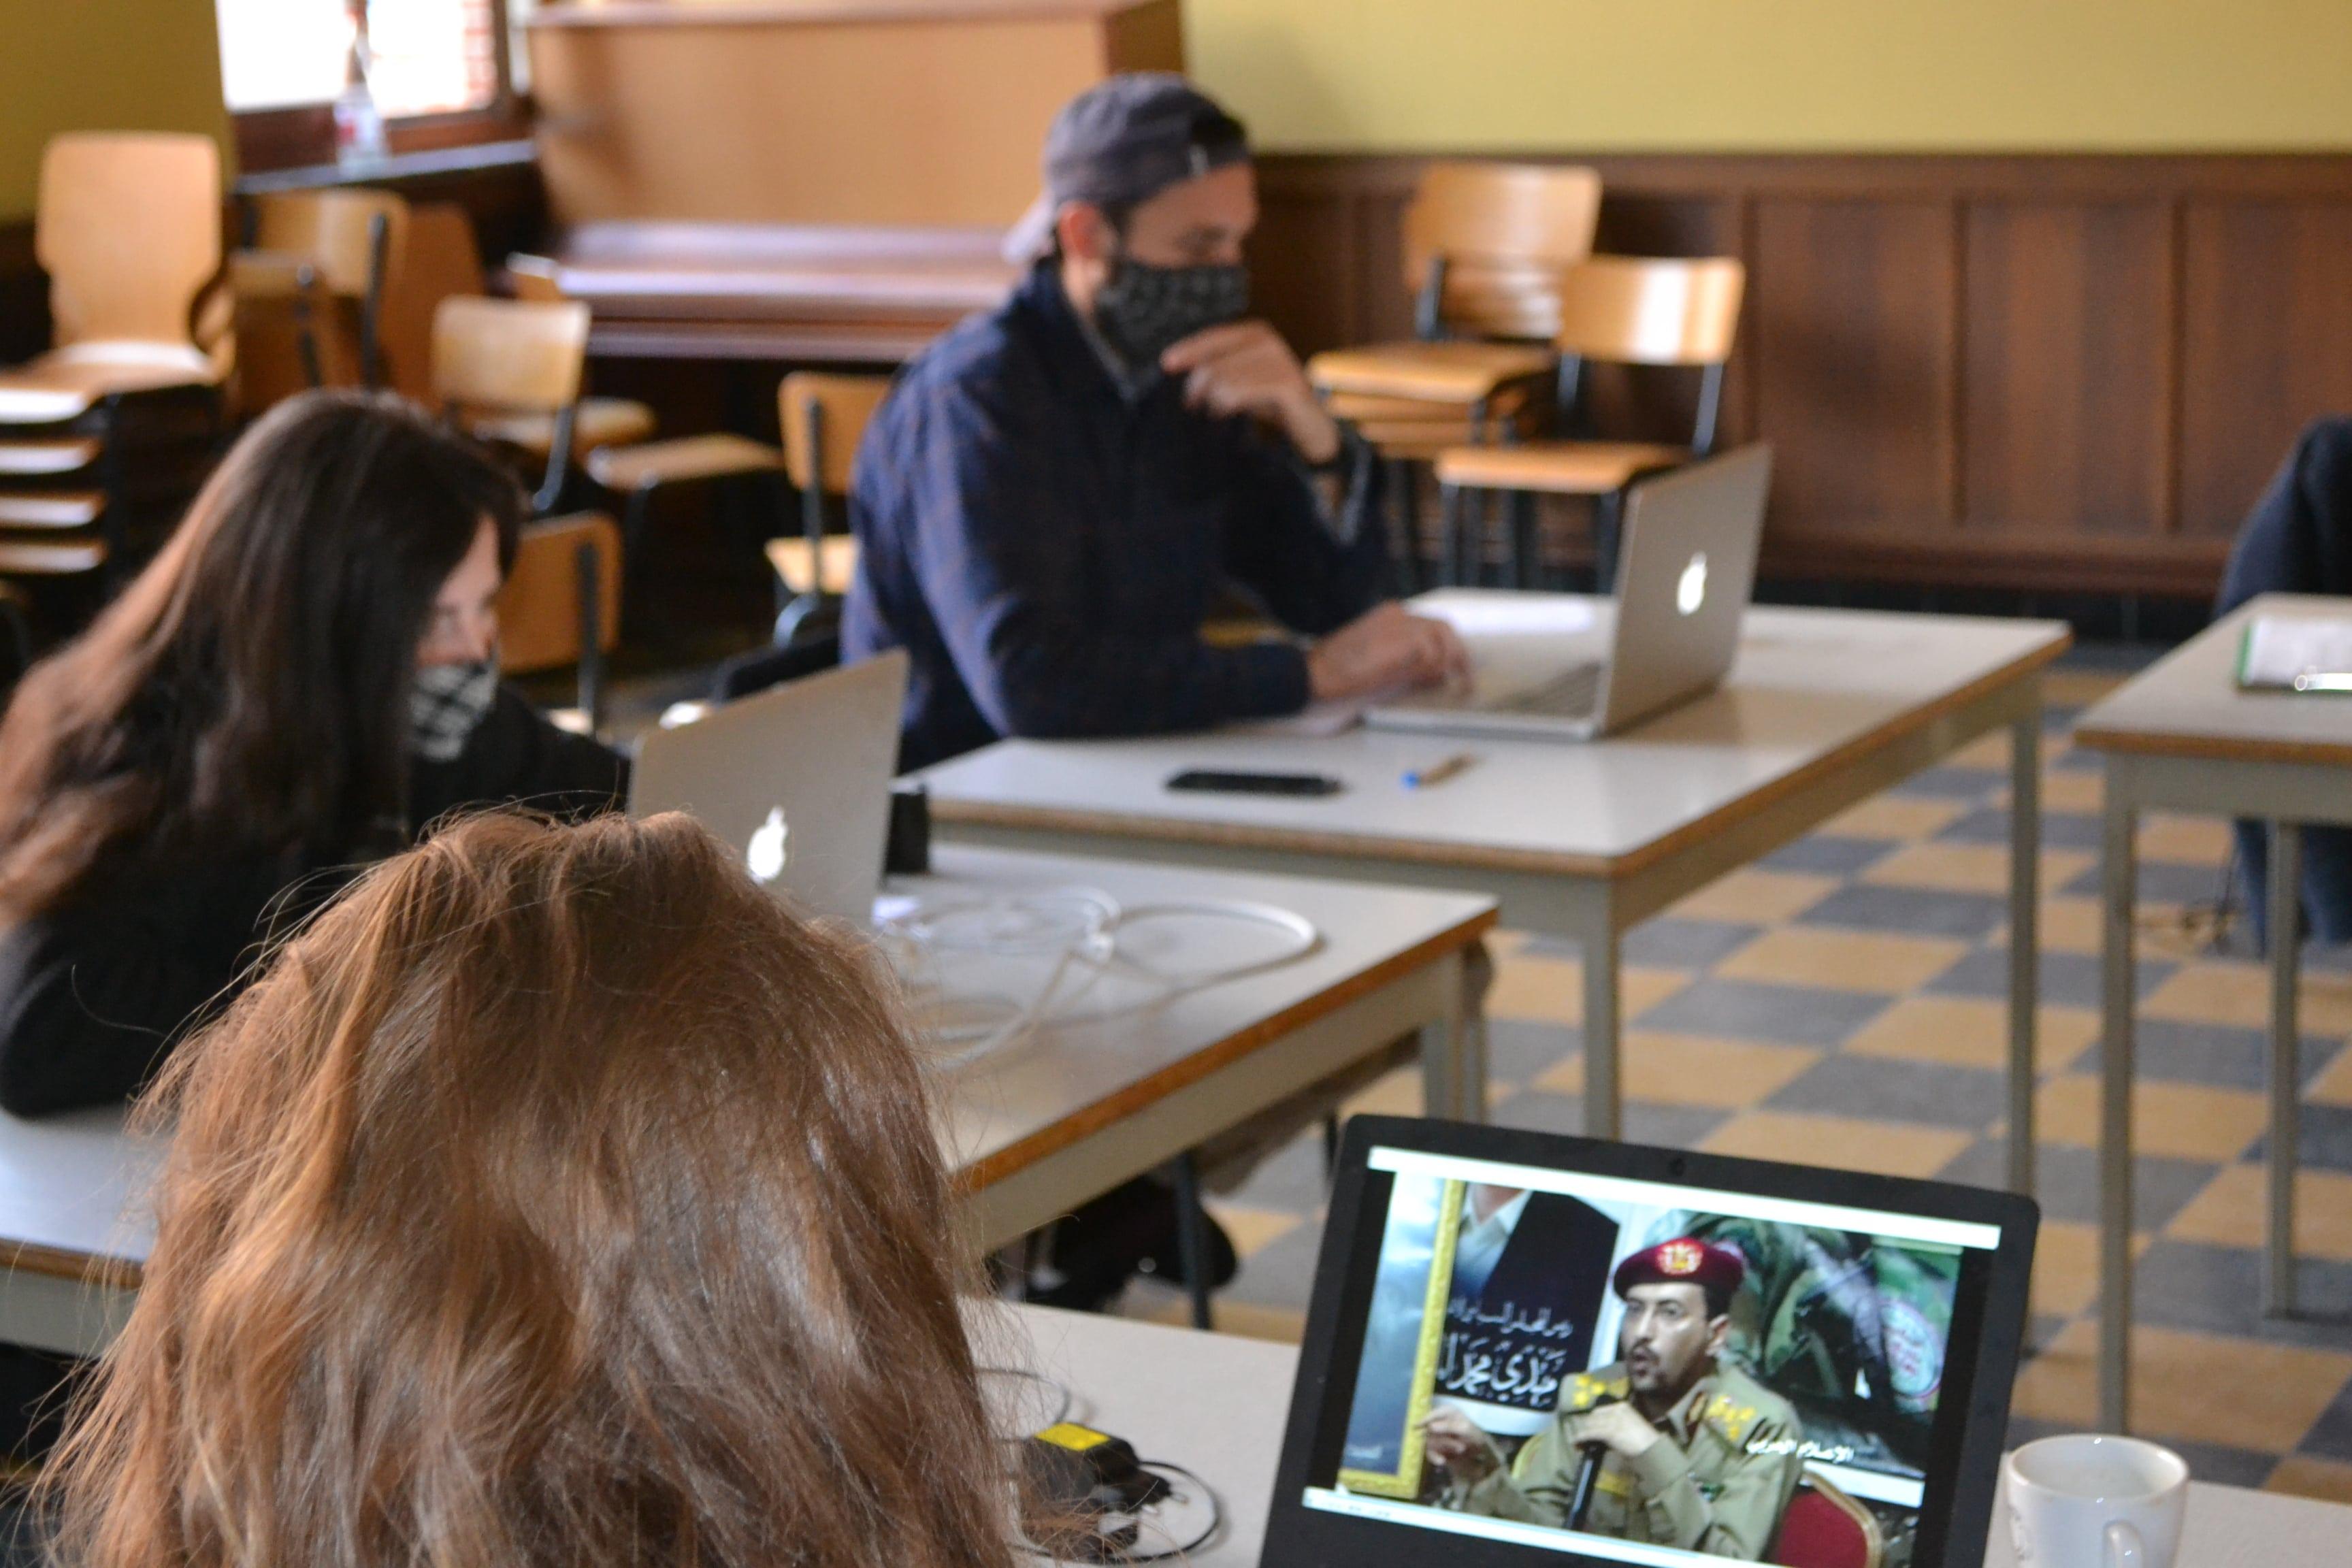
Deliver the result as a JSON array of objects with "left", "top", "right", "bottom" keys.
[
  {"left": 1365, "top": 444, "right": 1772, "bottom": 741},
  {"left": 629, "top": 650, "right": 907, "bottom": 924}
]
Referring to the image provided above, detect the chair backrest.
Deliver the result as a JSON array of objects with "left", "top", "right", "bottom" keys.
[
  {"left": 505, "top": 253, "right": 566, "bottom": 302},
  {"left": 382, "top": 203, "right": 489, "bottom": 402},
  {"left": 498, "top": 511, "right": 621, "bottom": 674},
  {"left": 1403, "top": 161, "right": 1602, "bottom": 342},
  {"left": 250, "top": 188, "right": 408, "bottom": 299},
  {"left": 1554, "top": 255, "right": 1746, "bottom": 368},
  {"left": 1768, "top": 1475, "right": 1884, "bottom": 1568},
  {"left": 779, "top": 372, "right": 894, "bottom": 494},
  {"left": 36, "top": 132, "right": 223, "bottom": 349},
  {"left": 432, "top": 295, "right": 589, "bottom": 416}
]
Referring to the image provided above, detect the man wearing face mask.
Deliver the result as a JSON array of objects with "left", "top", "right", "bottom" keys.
[{"left": 844, "top": 74, "right": 1471, "bottom": 770}]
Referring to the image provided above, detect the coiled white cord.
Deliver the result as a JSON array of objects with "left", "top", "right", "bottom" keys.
[{"left": 878, "top": 885, "right": 1322, "bottom": 1063}]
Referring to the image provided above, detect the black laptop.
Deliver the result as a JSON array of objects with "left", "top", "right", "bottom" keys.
[{"left": 1262, "top": 1116, "right": 2037, "bottom": 1567}]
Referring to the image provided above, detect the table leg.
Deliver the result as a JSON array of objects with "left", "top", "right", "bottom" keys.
[
  {"left": 1170, "top": 1151, "right": 1213, "bottom": 1331},
  {"left": 2009, "top": 711, "right": 2042, "bottom": 1196},
  {"left": 2098, "top": 791, "right": 2139, "bottom": 1433},
  {"left": 1419, "top": 947, "right": 1477, "bottom": 1120},
  {"left": 1584, "top": 918, "right": 1623, "bottom": 1141},
  {"left": 2267, "top": 821, "right": 2303, "bottom": 1317}
]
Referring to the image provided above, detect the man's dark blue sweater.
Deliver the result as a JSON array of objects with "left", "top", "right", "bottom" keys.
[{"left": 843, "top": 265, "right": 1390, "bottom": 770}]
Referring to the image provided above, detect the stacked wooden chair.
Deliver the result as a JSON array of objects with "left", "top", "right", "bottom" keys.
[
  {"left": 229, "top": 186, "right": 408, "bottom": 409},
  {"left": 0, "top": 133, "right": 229, "bottom": 621},
  {"left": 1305, "top": 161, "right": 1602, "bottom": 583}
]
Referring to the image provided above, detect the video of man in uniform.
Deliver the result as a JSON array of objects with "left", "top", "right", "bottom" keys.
[{"left": 1309, "top": 1149, "right": 1989, "bottom": 1565}]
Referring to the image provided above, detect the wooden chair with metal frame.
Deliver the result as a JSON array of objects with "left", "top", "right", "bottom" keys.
[
  {"left": 496, "top": 510, "right": 623, "bottom": 738},
  {"left": 1305, "top": 162, "right": 1603, "bottom": 579},
  {"left": 493, "top": 249, "right": 659, "bottom": 465},
  {"left": 504, "top": 254, "right": 787, "bottom": 610},
  {"left": 431, "top": 295, "right": 594, "bottom": 518},
  {"left": 768, "top": 371, "right": 892, "bottom": 646},
  {"left": 1433, "top": 255, "right": 1746, "bottom": 590},
  {"left": 0, "top": 132, "right": 229, "bottom": 599},
  {"left": 230, "top": 186, "right": 408, "bottom": 401}
]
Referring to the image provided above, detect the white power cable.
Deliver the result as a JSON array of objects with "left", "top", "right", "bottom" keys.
[{"left": 877, "top": 885, "right": 1321, "bottom": 1064}]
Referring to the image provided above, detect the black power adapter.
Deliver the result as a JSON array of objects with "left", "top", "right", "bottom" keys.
[{"left": 1019, "top": 1421, "right": 1174, "bottom": 1562}]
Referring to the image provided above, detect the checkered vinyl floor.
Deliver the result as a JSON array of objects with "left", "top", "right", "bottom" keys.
[{"left": 1122, "top": 664, "right": 2352, "bottom": 1505}]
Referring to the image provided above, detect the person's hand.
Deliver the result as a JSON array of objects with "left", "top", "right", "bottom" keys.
[
  {"left": 1306, "top": 602, "right": 1473, "bottom": 704},
  {"left": 1564, "top": 1401, "right": 1661, "bottom": 1461},
  {"left": 1159, "top": 321, "right": 1341, "bottom": 464},
  {"left": 1421, "top": 1405, "right": 1503, "bottom": 1482}
]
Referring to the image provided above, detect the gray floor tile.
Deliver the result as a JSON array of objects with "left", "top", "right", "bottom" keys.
[
  {"left": 2125, "top": 1240, "right": 2352, "bottom": 1350},
  {"left": 2060, "top": 860, "right": 2235, "bottom": 906},
  {"left": 1486, "top": 1019, "right": 1580, "bottom": 1085},
  {"left": 1799, "top": 884, "right": 2010, "bottom": 940},
  {"left": 1765, "top": 1056, "right": 2008, "bottom": 1128},
  {"left": 1936, "top": 1141, "right": 2218, "bottom": 1232},
  {"left": 1759, "top": 836, "right": 1900, "bottom": 877},
  {"left": 2126, "top": 1019, "right": 2347, "bottom": 1092},
  {"left": 1489, "top": 1089, "right": 1727, "bottom": 1151},
  {"left": 2050, "top": 746, "right": 2106, "bottom": 774},
  {"left": 1924, "top": 947, "right": 2176, "bottom": 1009},
  {"left": 1887, "top": 765, "right": 2006, "bottom": 800},
  {"left": 1633, "top": 977, "right": 1891, "bottom": 1047},
  {"left": 1218, "top": 1214, "right": 1329, "bottom": 1309},
  {"left": 2255, "top": 1103, "right": 2352, "bottom": 1174},
  {"left": 2293, "top": 1377, "right": 2352, "bottom": 1463},
  {"left": 1621, "top": 917, "right": 1767, "bottom": 969},
  {"left": 1220, "top": 1128, "right": 1332, "bottom": 1215},
  {"left": 1936, "top": 805, "right": 2107, "bottom": 852}
]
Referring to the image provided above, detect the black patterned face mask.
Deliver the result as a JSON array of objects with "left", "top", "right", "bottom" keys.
[{"left": 1093, "top": 255, "right": 1250, "bottom": 371}]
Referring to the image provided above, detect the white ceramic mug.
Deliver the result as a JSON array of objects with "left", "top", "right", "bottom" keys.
[{"left": 2005, "top": 1434, "right": 2189, "bottom": 1568}]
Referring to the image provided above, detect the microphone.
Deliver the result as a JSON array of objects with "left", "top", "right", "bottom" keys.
[{"left": 1566, "top": 1441, "right": 1607, "bottom": 1531}]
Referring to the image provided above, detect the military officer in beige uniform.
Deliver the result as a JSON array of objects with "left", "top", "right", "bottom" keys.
[{"left": 1423, "top": 1238, "right": 1803, "bottom": 1560}]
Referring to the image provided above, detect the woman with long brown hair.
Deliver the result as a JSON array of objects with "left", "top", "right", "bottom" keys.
[
  {"left": 45, "top": 808, "right": 1017, "bottom": 1568},
  {"left": 0, "top": 389, "right": 625, "bottom": 1116}
]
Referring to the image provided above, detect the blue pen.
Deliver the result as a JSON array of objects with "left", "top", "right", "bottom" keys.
[{"left": 1402, "top": 753, "right": 1475, "bottom": 789}]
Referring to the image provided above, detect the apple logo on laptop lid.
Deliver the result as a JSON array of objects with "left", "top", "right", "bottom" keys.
[
  {"left": 747, "top": 806, "right": 789, "bottom": 886},
  {"left": 1676, "top": 551, "right": 1709, "bottom": 616}
]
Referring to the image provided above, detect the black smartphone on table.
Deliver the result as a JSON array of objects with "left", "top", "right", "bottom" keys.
[{"left": 1166, "top": 768, "right": 1345, "bottom": 797}]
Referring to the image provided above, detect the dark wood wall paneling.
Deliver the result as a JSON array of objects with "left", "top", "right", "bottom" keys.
[{"left": 1250, "top": 154, "right": 2352, "bottom": 598}]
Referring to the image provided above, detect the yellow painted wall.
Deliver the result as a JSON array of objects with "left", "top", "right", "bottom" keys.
[
  {"left": 1186, "top": 0, "right": 2352, "bottom": 154},
  {"left": 0, "top": 0, "right": 231, "bottom": 221}
]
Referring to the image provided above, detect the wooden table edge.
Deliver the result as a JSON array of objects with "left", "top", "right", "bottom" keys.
[
  {"left": 1, "top": 1238, "right": 142, "bottom": 1293},
  {"left": 934, "top": 630, "right": 2074, "bottom": 884},
  {"left": 953, "top": 906, "right": 1497, "bottom": 1194},
  {"left": 2072, "top": 723, "right": 2352, "bottom": 770}
]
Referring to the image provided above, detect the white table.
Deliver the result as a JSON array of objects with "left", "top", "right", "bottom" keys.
[
  {"left": 1002, "top": 1303, "right": 2352, "bottom": 1568},
  {"left": 0, "top": 846, "right": 1494, "bottom": 1355},
  {"left": 2074, "top": 593, "right": 2352, "bottom": 1434},
  {"left": 920, "top": 598, "right": 2070, "bottom": 1193}
]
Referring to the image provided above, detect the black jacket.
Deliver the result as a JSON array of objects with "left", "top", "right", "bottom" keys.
[
  {"left": 0, "top": 687, "right": 627, "bottom": 1116},
  {"left": 2217, "top": 417, "right": 2352, "bottom": 947}
]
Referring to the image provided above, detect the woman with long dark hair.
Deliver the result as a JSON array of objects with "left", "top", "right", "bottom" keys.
[
  {"left": 0, "top": 389, "right": 625, "bottom": 1115},
  {"left": 44, "top": 809, "right": 1017, "bottom": 1568}
]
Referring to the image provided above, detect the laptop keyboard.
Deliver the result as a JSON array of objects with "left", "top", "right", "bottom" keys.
[{"left": 1497, "top": 661, "right": 1604, "bottom": 719}]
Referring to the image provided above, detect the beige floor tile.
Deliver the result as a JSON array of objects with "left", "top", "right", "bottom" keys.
[
  {"left": 1487, "top": 952, "right": 1688, "bottom": 1026},
  {"left": 2035, "top": 1075, "right": 2267, "bottom": 1163},
  {"left": 2142, "top": 962, "right": 2352, "bottom": 1036},
  {"left": 1203, "top": 1201, "right": 1305, "bottom": 1260},
  {"left": 2029, "top": 1221, "right": 2110, "bottom": 1320},
  {"left": 2011, "top": 1320, "right": 2352, "bottom": 1453},
  {"left": 1862, "top": 842, "right": 2094, "bottom": 896},
  {"left": 1667, "top": 868, "right": 1840, "bottom": 925},
  {"left": 2139, "top": 812, "right": 2234, "bottom": 866},
  {"left": 1951, "top": 729, "right": 2016, "bottom": 770},
  {"left": 2305, "top": 1047, "right": 2352, "bottom": 1107},
  {"left": 2163, "top": 1164, "right": 2352, "bottom": 1261},
  {"left": 1533, "top": 1032, "right": 1822, "bottom": 1109},
  {"left": 1989, "top": 898, "right": 2208, "bottom": 960},
  {"left": 1842, "top": 996, "right": 2100, "bottom": 1075},
  {"left": 2266, "top": 1454, "right": 2352, "bottom": 1506},
  {"left": 2036, "top": 769, "right": 2106, "bottom": 815},
  {"left": 1823, "top": 795, "right": 1970, "bottom": 843},
  {"left": 1714, "top": 926, "right": 1967, "bottom": 994},
  {"left": 1697, "top": 1111, "right": 1973, "bottom": 1179},
  {"left": 2024, "top": 896, "right": 2104, "bottom": 956},
  {"left": 1342, "top": 1066, "right": 1426, "bottom": 1121}
]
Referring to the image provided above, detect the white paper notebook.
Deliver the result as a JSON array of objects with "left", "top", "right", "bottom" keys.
[{"left": 2237, "top": 617, "right": 2352, "bottom": 691}]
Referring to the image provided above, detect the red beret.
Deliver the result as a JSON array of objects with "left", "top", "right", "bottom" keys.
[{"left": 1612, "top": 1238, "right": 1746, "bottom": 1300}]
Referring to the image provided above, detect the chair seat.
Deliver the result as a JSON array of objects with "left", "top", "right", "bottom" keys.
[
  {"left": 765, "top": 535, "right": 860, "bottom": 597},
  {"left": 0, "top": 341, "right": 221, "bottom": 424},
  {"left": 0, "top": 537, "right": 107, "bottom": 575},
  {"left": 472, "top": 397, "right": 658, "bottom": 458},
  {"left": 1308, "top": 340, "right": 1555, "bottom": 404},
  {"left": 0, "top": 491, "right": 104, "bottom": 529},
  {"left": 1324, "top": 386, "right": 1537, "bottom": 424},
  {"left": 587, "top": 432, "right": 782, "bottom": 493},
  {"left": 0, "top": 439, "right": 100, "bottom": 476},
  {"left": 1435, "top": 440, "right": 1689, "bottom": 494}
]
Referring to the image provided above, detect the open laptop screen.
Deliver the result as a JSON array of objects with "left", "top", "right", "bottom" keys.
[{"left": 1269, "top": 1117, "right": 2034, "bottom": 1568}]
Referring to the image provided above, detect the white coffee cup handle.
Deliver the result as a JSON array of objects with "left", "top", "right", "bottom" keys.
[{"left": 2104, "top": 1520, "right": 2146, "bottom": 1568}]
